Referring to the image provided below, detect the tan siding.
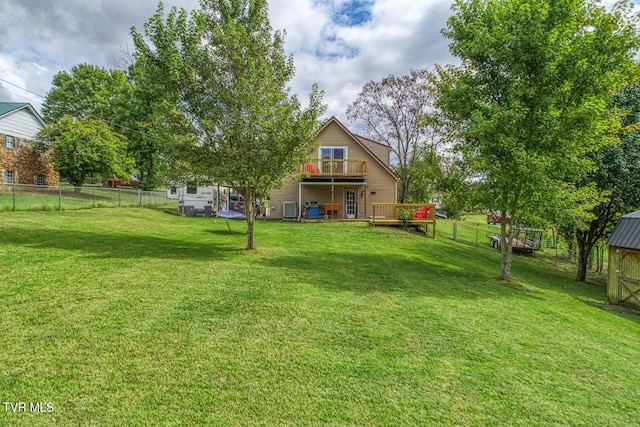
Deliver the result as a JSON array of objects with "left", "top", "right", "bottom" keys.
[
  {"left": 357, "top": 137, "right": 391, "bottom": 167},
  {"left": 270, "top": 177, "right": 300, "bottom": 219},
  {"left": 269, "top": 119, "right": 397, "bottom": 219}
]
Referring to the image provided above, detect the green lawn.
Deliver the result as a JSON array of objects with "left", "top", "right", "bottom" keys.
[
  {"left": 0, "top": 186, "right": 170, "bottom": 212},
  {"left": 0, "top": 208, "right": 638, "bottom": 426}
]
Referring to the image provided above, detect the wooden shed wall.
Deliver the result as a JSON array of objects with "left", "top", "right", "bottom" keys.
[{"left": 608, "top": 247, "right": 640, "bottom": 307}]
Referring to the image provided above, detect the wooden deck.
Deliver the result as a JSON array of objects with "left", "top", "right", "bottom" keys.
[
  {"left": 369, "top": 203, "right": 437, "bottom": 238},
  {"left": 300, "top": 159, "right": 367, "bottom": 177}
]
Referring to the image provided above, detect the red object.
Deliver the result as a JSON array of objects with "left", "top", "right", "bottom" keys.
[
  {"left": 304, "top": 163, "right": 320, "bottom": 174},
  {"left": 487, "top": 211, "right": 509, "bottom": 224},
  {"left": 412, "top": 205, "right": 430, "bottom": 219}
]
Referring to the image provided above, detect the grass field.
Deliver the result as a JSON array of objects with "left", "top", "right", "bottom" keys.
[{"left": 0, "top": 208, "right": 638, "bottom": 426}]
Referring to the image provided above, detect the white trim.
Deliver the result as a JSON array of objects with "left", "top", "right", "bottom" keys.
[{"left": 318, "top": 145, "right": 348, "bottom": 160}]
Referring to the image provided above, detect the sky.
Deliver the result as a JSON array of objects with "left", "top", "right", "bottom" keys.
[
  {"left": 0, "top": 0, "right": 628, "bottom": 127},
  {"left": 0, "top": 0, "right": 456, "bottom": 126}
]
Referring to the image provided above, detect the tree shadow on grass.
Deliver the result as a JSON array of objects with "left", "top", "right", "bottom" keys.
[
  {"left": 586, "top": 301, "right": 640, "bottom": 324},
  {"left": 257, "top": 241, "right": 543, "bottom": 300},
  {"left": 206, "top": 229, "right": 247, "bottom": 236},
  {"left": 0, "top": 228, "right": 240, "bottom": 261}
]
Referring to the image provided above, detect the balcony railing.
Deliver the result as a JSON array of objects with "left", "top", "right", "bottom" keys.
[{"left": 300, "top": 159, "right": 367, "bottom": 177}]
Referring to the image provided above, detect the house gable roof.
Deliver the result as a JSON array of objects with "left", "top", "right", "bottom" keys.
[
  {"left": 0, "top": 102, "right": 46, "bottom": 127},
  {"left": 319, "top": 116, "right": 398, "bottom": 180}
]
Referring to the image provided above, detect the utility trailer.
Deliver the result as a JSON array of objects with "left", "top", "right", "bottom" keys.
[{"left": 487, "top": 228, "right": 543, "bottom": 255}]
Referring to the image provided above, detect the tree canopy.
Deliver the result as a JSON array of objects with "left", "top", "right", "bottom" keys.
[
  {"left": 35, "top": 117, "right": 131, "bottom": 190},
  {"left": 436, "top": 0, "right": 640, "bottom": 280},
  {"left": 42, "top": 63, "right": 129, "bottom": 123},
  {"left": 573, "top": 83, "right": 640, "bottom": 281},
  {"left": 132, "top": 0, "right": 325, "bottom": 249}
]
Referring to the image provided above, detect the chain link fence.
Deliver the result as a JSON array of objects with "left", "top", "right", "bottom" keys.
[
  {"left": 438, "top": 220, "right": 608, "bottom": 273},
  {"left": 0, "top": 183, "right": 172, "bottom": 212}
]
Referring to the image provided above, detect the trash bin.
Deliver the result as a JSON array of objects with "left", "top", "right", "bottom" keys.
[{"left": 308, "top": 201, "right": 319, "bottom": 219}]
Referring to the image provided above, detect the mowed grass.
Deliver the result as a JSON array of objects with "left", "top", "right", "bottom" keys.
[{"left": 0, "top": 208, "right": 638, "bottom": 426}]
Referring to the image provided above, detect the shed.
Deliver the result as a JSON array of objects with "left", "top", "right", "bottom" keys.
[{"left": 607, "top": 211, "right": 640, "bottom": 308}]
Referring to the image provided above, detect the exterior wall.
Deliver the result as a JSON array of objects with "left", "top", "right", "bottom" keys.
[
  {"left": 608, "top": 246, "right": 620, "bottom": 304},
  {"left": 356, "top": 136, "right": 391, "bottom": 168},
  {"left": 608, "top": 246, "right": 640, "bottom": 308},
  {"left": 269, "top": 120, "right": 397, "bottom": 219},
  {"left": 0, "top": 108, "right": 44, "bottom": 140},
  {"left": 270, "top": 177, "right": 300, "bottom": 219},
  {"left": 0, "top": 134, "right": 59, "bottom": 186}
]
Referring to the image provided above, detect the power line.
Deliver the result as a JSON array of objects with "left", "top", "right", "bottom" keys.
[
  {"left": 0, "top": 78, "right": 46, "bottom": 99},
  {"left": 0, "top": 77, "right": 156, "bottom": 138}
]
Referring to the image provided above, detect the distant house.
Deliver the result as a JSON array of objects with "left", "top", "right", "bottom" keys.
[
  {"left": 0, "top": 102, "right": 58, "bottom": 186},
  {"left": 269, "top": 117, "right": 398, "bottom": 220}
]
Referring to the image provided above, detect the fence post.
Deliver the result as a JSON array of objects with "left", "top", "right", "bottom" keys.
[
  {"left": 453, "top": 222, "right": 457, "bottom": 241},
  {"left": 118, "top": 190, "right": 121, "bottom": 207},
  {"left": 138, "top": 189, "right": 142, "bottom": 206},
  {"left": 12, "top": 182, "right": 16, "bottom": 212},
  {"left": 59, "top": 186, "right": 62, "bottom": 210},
  {"left": 93, "top": 187, "right": 96, "bottom": 208}
]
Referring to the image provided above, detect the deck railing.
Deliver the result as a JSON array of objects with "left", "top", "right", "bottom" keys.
[
  {"left": 370, "top": 203, "right": 436, "bottom": 222},
  {"left": 300, "top": 159, "right": 367, "bottom": 177},
  {"left": 370, "top": 203, "right": 437, "bottom": 237}
]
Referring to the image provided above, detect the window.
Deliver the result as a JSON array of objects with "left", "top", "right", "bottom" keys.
[
  {"left": 319, "top": 147, "right": 347, "bottom": 174},
  {"left": 35, "top": 174, "right": 46, "bottom": 186},
  {"left": 4, "top": 170, "right": 15, "bottom": 184},
  {"left": 4, "top": 135, "right": 15, "bottom": 149},
  {"left": 170, "top": 187, "right": 178, "bottom": 195},
  {"left": 186, "top": 184, "right": 198, "bottom": 194},
  {"left": 431, "top": 196, "right": 440, "bottom": 204}
]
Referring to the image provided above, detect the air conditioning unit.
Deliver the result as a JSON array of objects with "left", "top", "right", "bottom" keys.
[{"left": 283, "top": 201, "right": 297, "bottom": 220}]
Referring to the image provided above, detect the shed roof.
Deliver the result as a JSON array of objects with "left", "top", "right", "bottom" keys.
[{"left": 607, "top": 211, "right": 640, "bottom": 250}]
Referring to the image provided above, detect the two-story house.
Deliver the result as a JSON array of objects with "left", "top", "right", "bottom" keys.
[
  {"left": 0, "top": 102, "right": 58, "bottom": 186},
  {"left": 270, "top": 117, "right": 398, "bottom": 220}
]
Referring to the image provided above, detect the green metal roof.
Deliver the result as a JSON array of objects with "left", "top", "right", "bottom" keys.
[{"left": 0, "top": 102, "right": 29, "bottom": 117}]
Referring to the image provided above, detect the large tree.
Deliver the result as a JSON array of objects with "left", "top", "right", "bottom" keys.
[
  {"left": 43, "top": 63, "right": 129, "bottom": 123},
  {"left": 436, "top": 0, "right": 640, "bottom": 280},
  {"left": 132, "top": 0, "right": 325, "bottom": 249},
  {"left": 41, "top": 63, "right": 134, "bottom": 186},
  {"left": 118, "top": 55, "right": 196, "bottom": 190},
  {"left": 35, "top": 117, "right": 131, "bottom": 190},
  {"left": 346, "top": 69, "right": 438, "bottom": 203},
  {"left": 573, "top": 83, "right": 640, "bottom": 281}
]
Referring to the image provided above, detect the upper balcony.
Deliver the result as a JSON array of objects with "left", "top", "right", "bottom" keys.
[{"left": 299, "top": 159, "right": 367, "bottom": 177}]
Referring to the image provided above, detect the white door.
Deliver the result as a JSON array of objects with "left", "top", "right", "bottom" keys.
[{"left": 345, "top": 189, "right": 357, "bottom": 219}]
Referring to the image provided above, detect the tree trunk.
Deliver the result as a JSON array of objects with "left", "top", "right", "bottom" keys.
[
  {"left": 500, "top": 218, "right": 513, "bottom": 281},
  {"left": 576, "top": 237, "right": 595, "bottom": 282},
  {"left": 245, "top": 192, "right": 256, "bottom": 250}
]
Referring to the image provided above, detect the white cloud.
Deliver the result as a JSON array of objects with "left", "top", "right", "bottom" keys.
[{"left": 0, "top": 0, "right": 455, "bottom": 125}]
